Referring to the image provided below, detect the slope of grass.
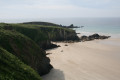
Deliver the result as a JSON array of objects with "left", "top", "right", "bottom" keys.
[
  {"left": 0, "top": 29, "right": 52, "bottom": 75},
  {"left": 0, "top": 47, "right": 41, "bottom": 80}
]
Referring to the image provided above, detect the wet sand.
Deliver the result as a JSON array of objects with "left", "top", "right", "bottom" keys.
[{"left": 42, "top": 38, "right": 120, "bottom": 80}]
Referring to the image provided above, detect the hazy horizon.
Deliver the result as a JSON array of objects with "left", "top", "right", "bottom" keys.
[
  {"left": 1, "top": 17, "right": 120, "bottom": 27},
  {"left": 0, "top": 0, "right": 120, "bottom": 20}
]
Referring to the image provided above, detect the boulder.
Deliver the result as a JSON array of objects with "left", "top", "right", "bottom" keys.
[
  {"left": 90, "top": 33, "right": 100, "bottom": 39},
  {"left": 99, "top": 35, "right": 111, "bottom": 39},
  {"left": 81, "top": 35, "right": 88, "bottom": 41}
]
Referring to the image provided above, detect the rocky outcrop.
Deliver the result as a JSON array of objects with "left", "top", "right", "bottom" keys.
[
  {"left": 38, "top": 40, "right": 58, "bottom": 50},
  {"left": 80, "top": 35, "right": 88, "bottom": 41},
  {"left": 80, "top": 33, "right": 110, "bottom": 41},
  {"left": 48, "top": 28, "right": 80, "bottom": 41}
]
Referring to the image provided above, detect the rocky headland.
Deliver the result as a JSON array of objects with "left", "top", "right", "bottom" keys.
[{"left": 0, "top": 22, "right": 80, "bottom": 80}]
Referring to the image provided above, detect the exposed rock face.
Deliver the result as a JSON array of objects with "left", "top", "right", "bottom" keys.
[
  {"left": 81, "top": 35, "right": 88, "bottom": 41},
  {"left": 0, "top": 30, "right": 52, "bottom": 76},
  {"left": 50, "top": 29, "right": 80, "bottom": 41},
  {"left": 37, "top": 40, "right": 59, "bottom": 50},
  {"left": 99, "top": 35, "right": 111, "bottom": 39},
  {"left": 80, "top": 33, "right": 110, "bottom": 41},
  {"left": 37, "top": 28, "right": 80, "bottom": 49},
  {"left": 38, "top": 57, "right": 53, "bottom": 75},
  {"left": 89, "top": 34, "right": 100, "bottom": 40}
]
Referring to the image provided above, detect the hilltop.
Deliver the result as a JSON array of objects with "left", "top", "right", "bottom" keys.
[{"left": 23, "top": 21, "right": 60, "bottom": 27}]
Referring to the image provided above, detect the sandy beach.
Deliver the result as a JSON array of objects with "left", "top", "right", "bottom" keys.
[{"left": 42, "top": 38, "right": 120, "bottom": 80}]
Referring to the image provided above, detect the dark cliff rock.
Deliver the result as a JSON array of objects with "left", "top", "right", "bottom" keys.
[
  {"left": 49, "top": 28, "right": 79, "bottom": 41},
  {"left": 0, "top": 30, "right": 52, "bottom": 76},
  {"left": 81, "top": 35, "right": 88, "bottom": 41},
  {"left": 88, "top": 34, "right": 100, "bottom": 40},
  {"left": 40, "top": 40, "right": 59, "bottom": 50},
  {"left": 22, "top": 22, "right": 80, "bottom": 41},
  {"left": 80, "top": 33, "right": 110, "bottom": 41}
]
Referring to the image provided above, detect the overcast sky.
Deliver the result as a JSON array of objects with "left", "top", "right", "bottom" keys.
[{"left": 0, "top": 0, "right": 120, "bottom": 19}]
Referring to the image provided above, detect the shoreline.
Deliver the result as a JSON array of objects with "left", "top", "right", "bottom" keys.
[{"left": 42, "top": 37, "right": 120, "bottom": 80}]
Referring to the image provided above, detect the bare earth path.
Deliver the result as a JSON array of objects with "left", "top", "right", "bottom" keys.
[{"left": 42, "top": 38, "right": 120, "bottom": 80}]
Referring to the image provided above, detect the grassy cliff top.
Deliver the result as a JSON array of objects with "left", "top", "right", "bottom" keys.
[
  {"left": 0, "top": 23, "right": 76, "bottom": 43},
  {"left": 0, "top": 23, "right": 74, "bottom": 32}
]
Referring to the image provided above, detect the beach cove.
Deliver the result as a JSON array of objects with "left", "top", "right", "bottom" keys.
[{"left": 42, "top": 37, "right": 120, "bottom": 80}]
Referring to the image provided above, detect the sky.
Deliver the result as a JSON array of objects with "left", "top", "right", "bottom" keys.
[{"left": 0, "top": 0, "right": 120, "bottom": 19}]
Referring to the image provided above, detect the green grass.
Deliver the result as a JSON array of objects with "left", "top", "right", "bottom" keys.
[
  {"left": 0, "top": 29, "right": 50, "bottom": 75},
  {"left": 0, "top": 47, "right": 42, "bottom": 80},
  {"left": 0, "top": 23, "right": 74, "bottom": 40}
]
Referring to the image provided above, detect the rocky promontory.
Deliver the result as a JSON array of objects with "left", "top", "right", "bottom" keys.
[{"left": 0, "top": 22, "right": 80, "bottom": 79}]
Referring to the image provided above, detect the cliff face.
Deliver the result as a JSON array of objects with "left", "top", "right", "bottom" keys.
[
  {"left": 0, "top": 30, "right": 52, "bottom": 76},
  {"left": 50, "top": 28, "right": 79, "bottom": 41},
  {"left": 1, "top": 23, "right": 79, "bottom": 49},
  {"left": 24, "top": 22, "right": 80, "bottom": 41}
]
